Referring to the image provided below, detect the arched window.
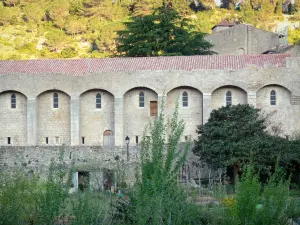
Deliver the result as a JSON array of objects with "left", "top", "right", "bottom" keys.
[
  {"left": 226, "top": 91, "right": 232, "bottom": 106},
  {"left": 270, "top": 90, "right": 276, "bottom": 105},
  {"left": 11, "top": 94, "right": 16, "bottom": 108},
  {"left": 182, "top": 91, "right": 188, "bottom": 107},
  {"left": 96, "top": 93, "right": 101, "bottom": 108},
  {"left": 53, "top": 93, "right": 58, "bottom": 108},
  {"left": 139, "top": 92, "right": 144, "bottom": 107}
]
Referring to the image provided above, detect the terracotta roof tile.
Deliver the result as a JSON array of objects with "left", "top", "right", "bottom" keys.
[{"left": 0, "top": 55, "right": 290, "bottom": 75}]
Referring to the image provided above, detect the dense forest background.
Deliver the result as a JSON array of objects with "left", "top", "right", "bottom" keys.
[{"left": 0, "top": 0, "right": 299, "bottom": 60}]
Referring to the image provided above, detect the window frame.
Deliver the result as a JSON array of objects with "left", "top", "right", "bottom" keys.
[
  {"left": 270, "top": 90, "right": 276, "bottom": 105},
  {"left": 182, "top": 91, "right": 188, "bottom": 107},
  {"left": 11, "top": 94, "right": 16, "bottom": 109},
  {"left": 226, "top": 91, "right": 232, "bottom": 106},
  {"left": 139, "top": 92, "right": 145, "bottom": 108},
  {"left": 53, "top": 93, "right": 59, "bottom": 108},
  {"left": 96, "top": 93, "right": 102, "bottom": 109}
]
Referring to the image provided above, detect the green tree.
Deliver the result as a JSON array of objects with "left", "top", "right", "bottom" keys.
[
  {"left": 0, "top": 6, "right": 20, "bottom": 25},
  {"left": 193, "top": 104, "right": 289, "bottom": 181},
  {"left": 47, "top": 0, "right": 70, "bottom": 29},
  {"left": 65, "top": 16, "right": 87, "bottom": 36},
  {"left": 116, "top": 99, "right": 202, "bottom": 225},
  {"left": 46, "top": 29, "right": 69, "bottom": 52},
  {"left": 117, "top": 4, "right": 214, "bottom": 57},
  {"left": 23, "top": 3, "right": 44, "bottom": 23}
]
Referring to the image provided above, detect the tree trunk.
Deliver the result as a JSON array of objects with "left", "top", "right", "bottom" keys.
[{"left": 233, "top": 164, "right": 239, "bottom": 183}]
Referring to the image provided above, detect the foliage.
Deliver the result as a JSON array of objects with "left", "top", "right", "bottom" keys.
[
  {"left": 193, "top": 104, "right": 300, "bottom": 180},
  {"left": 0, "top": 0, "right": 299, "bottom": 59},
  {"left": 223, "top": 164, "right": 297, "bottom": 225},
  {"left": 115, "top": 98, "right": 203, "bottom": 224},
  {"left": 117, "top": 4, "right": 214, "bottom": 57}
]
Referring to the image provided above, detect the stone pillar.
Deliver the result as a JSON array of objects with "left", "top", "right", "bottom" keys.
[
  {"left": 70, "top": 97, "right": 80, "bottom": 146},
  {"left": 248, "top": 92, "right": 256, "bottom": 108},
  {"left": 203, "top": 93, "right": 212, "bottom": 124},
  {"left": 114, "top": 97, "right": 124, "bottom": 146},
  {"left": 27, "top": 98, "right": 37, "bottom": 145}
]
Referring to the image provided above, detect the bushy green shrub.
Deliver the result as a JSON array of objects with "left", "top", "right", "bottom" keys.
[{"left": 223, "top": 164, "right": 297, "bottom": 225}]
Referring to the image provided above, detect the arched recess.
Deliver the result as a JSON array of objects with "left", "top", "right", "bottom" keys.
[
  {"left": 0, "top": 90, "right": 27, "bottom": 145},
  {"left": 167, "top": 86, "right": 203, "bottom": 142},
  {"left": 211, "top": 85, "right": 247, "bottom": 109},
  {"left": 124, "top": 87, "right": 158, "bottom": 145},
  {"left": 103, "top": 130, "right": 114, "bottom": 147},
  {"left": 79, "top": 89, "right": 114, "bottom": 146},
  {"left": 257, "top": 84, "right": 293, "bottom": 136},
  {"left": 37, "top": 90, "right": 70, "bottom": 145}
]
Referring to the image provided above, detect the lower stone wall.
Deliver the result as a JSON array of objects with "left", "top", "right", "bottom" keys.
[
  {"left": 0, "top": 145, "right": 214, "bottom": 190},
  {"left": 0, "top": 146, "right": 139, "bottom": 189}
]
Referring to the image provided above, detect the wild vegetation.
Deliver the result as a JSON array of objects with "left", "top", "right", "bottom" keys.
[
  {"left": 1, "top": 102, "right": 300, "bottom": 224},
  {"left": 0, "top": 0, "right": 299, "bottom": 60}
]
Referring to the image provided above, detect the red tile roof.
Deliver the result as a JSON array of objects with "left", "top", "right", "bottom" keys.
[{"left": 0, "top": 55, "right": 290, "bottom": 76}]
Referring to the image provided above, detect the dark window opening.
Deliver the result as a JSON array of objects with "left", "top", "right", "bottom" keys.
[
  {"left": 182, "top": 91, "right": 188, "bottom": 107},
  {"left": 96, "top": 93, "right": 101, "bottom": 109},
  {"left": 7, "top": 137, "right": 11, "bottom": 145},
  {"left": 11, "top": 94, "right": 16, "bottom": 108},
  {"left": 270, "top": 90, "right": 276, "bottom": 105},
  {"left": 139, "top": 92, "right": 145, "bottom": 107},
  {"left": 226, "top": 91, "right": 232, "bottom": 106},
  {"left": 136, "top": 136, "right": 139, "bottom": 144},
  {"left": 82, "top": 137, "right": 85, "bottom": 144},
  {"left": 45, "top": 137, "right": 48, "bottom": 144},
  {"left": 53, "top": 93, "right": 59, "bottom": 108}
]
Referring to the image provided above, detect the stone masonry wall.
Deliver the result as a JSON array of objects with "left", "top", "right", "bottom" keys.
[
  {"left": 80, "top": 90, "right": 114, "bottom": 146},
  {"left": 37, "top": 90, "right": 71, "bottom": 145},
  {"left": 211, "top": 86, "right": 248, "bottom": 109},
  {"left": 0, "top": 91, "right": 27, "bottom": 145},
  {"left": 167, "top": 87, "right": 203, "bottom": 141},
  {"left": 1, "top": 57, "right": 300, "bottom": 146}
]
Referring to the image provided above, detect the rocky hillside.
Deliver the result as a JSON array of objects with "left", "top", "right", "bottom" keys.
[{"left": 0, "top": 0, "right": 299, "bottom": 60}]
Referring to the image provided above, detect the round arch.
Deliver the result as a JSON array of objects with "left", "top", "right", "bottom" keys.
[
  {"left": 166, "top": 85, "right": 203, "bottom": 95},
  {"left": 166, "top": 86, "right": 203, "bottom": 142},
  {"left": 123, "top": 86, "right": 159, "bottom": 97},
  {"left": 256, "top": 84, "right": 291, "bottom": 94},
  {"left": 212, "top": 84, "right": 248, "bottom": 94},
  {"left": 79, "top": 88, "right": 114, "bottom": 97},
  {"left": 123, "top": 86, "right": 158, "bottom": 146},
  {"left": 36, "top": 89, "right": 71, "bottom": 98},
  {"left": 79, "top": 89, "right": 114, "bottom": 145},
  {"left": 211, "top": 85, "right": 248, "bottom": 109},
  {"left": 36, "top": 89, "right": 71, "bottom": 145},
  {"left": 0, "top": 90, "right": 28, "bottom": 145},
  {"left": 0, "top": 89, "right": 28, "bottom": 98}
]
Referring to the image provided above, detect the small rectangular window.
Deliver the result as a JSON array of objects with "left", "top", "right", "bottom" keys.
[
  {"left": 136, "top": 136, "right": 139, "bottom": 144},
  {"left": 55, "top": 136, "right": 59, "bottom": 144},
  {"left": 7, "top": 137, "right": 11, "bottom": 145},
  {"left": 82, "top": 137, "right": 85, "bottom": 144},
  {"left": 45, "top": 137, "right": 48, "bottom": 144}
]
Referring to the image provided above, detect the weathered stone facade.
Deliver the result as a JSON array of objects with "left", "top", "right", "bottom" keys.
[
  {"left": 0, "top": 55, "right": 300, "bottom": 184},
  {"left": 206, "top": 24, "right": 281, "bottom": 55}
]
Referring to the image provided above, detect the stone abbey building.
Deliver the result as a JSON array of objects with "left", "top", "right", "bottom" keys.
[{"left": 1, "top": 54, "right": 300, "bottom": 187}]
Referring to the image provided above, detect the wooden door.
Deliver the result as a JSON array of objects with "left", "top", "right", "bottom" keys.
[{"left": 150, "top": 101, "right": 158, "bottom": 116}]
